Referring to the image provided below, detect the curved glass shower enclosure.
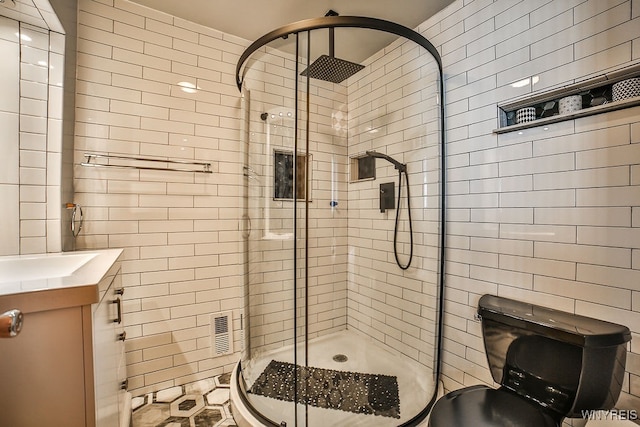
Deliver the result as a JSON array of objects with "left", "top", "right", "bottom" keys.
[{"left": 232, "top": 15, "right": 445, "bottom": 427}]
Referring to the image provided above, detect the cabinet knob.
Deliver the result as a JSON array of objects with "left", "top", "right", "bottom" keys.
[
  {"left": 121, "top": 379, "right": 128, "bottom": 391},
  {"left": 114, "top": 288, "right": 124, "bottom": 296},
  {"left": 0, "top": 309, "right": 23, "bottom": 338},
  {"left": 118, "top": 331, "right": 127, "bottom": 341}
]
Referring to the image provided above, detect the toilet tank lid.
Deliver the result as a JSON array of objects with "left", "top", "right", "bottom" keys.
[{"left": 478, "top": 295, "right": 631, "bottom": 348}]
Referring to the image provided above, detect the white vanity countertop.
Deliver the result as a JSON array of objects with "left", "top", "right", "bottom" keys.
[{"left": 0, "top": 249, "right": 123, "bottom": 313}]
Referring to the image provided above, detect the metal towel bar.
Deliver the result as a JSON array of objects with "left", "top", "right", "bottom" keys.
[{"left": 81, "top": 153, "right": 213, "bottom": 173}]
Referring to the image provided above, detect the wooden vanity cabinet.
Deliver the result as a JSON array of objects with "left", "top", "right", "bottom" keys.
[
  {"left": 92, "top": 261, "right": 128, "bottom": 427},
  {"left": 0, "top": 252, "right": 126, "bottom": 427},
  {"left": 0, "top": 303, "right": 89, "bottom": 427}
]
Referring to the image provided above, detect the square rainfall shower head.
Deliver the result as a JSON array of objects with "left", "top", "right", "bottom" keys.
[{"left": 300, "top": 54, "right": 365, "bottom": 84}]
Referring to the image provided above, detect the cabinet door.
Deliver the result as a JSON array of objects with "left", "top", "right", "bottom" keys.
[
  {"left": 94, "top": 280, "right": 121, "bottom": 427},
  {"left": 113, "top": 272, "right": 128, "bottom": 427},
  {"left": 116, "top": 340, "right": 129, "bottom": 427},
  {"left": 0, "top": 307, "right": 86, "bottom": 427}
]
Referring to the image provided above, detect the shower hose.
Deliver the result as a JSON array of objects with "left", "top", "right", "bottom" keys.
[{"left": 394, "top": 168, "right": 413, "bottom": 270}]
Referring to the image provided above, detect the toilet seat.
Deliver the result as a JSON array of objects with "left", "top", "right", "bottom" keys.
[{"left": 428, "top": 385, "right": 559, "bottom": 427}]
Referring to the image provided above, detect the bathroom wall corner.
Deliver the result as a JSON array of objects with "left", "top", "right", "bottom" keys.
[{"left": 48, "top": 0, "right": 78, "bottom": 252}]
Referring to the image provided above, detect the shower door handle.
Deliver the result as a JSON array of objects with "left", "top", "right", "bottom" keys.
[{"left": 241, "top": 214, "right": 251, "bottom": 239}]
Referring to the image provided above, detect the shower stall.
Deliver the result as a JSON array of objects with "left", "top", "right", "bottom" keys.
[{"left": 231, "top": 14, "right": 445, "bottom": 427}]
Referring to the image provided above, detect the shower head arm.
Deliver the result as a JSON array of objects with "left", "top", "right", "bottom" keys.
[
  {"left": 366, "top": 151, "right": 406, "bottom": 172},
  {"left": 326, "top": 10, "right": 337, "bottom": 57}
]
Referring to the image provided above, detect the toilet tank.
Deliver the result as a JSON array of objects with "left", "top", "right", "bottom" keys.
[{"left": 478, "top": 295, "right": 631, "bottom": 418}]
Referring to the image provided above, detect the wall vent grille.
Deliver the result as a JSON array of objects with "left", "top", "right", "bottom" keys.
[{"left": 211, "top": 311, "right": 233, "bottom": 357}]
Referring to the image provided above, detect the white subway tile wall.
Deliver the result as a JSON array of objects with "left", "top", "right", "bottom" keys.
[
  {"left": 0, "top": 16, "right": 21, "bottom": 255},
  {"left": 423, "top": 0, "right": 640, "bottom": 421},
  {"left": 0, "top": 14, "right": 62, "bottom": 255},
  {"left": 75, "top": 0, "right": 439, "bottom": 397},
  {"left": 74, "top": 0, "right": 247, "bottom": 395},
  {"left": 345, "top": 36, "right": 442, "bottom": 367}
]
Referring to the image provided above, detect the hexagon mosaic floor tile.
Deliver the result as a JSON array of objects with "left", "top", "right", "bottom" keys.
[{"left": 132, "top": 373, "right": 237, "bottom": 427}]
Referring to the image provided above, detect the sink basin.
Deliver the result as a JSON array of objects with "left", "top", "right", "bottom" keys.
[{"left": 0, "top": 252, "right": 99, "bottom": 283}]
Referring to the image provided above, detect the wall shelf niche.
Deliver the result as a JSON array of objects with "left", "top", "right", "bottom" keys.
[{"left": 494, "top": 63, "right": 640, "bottom": 134}]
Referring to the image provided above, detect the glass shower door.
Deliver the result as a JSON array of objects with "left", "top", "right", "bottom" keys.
[
  {"left": 238, "top": 21, "right": 443, "bottom": 427},
  {"left": 300, "top": 26, "right": 443, "bottom": 427},
  {"left": 239, "top": 29, "right": 312, "bottom": 426}
]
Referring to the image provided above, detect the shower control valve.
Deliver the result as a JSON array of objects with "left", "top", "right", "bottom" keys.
[{"left": 379, "top": 182, "right": 395, "bottom": 213}]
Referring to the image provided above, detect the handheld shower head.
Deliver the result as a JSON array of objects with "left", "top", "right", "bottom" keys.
[
  {"left": 365, "top": 151, "right": 406, "bottom": 172},
  {"left": 365, "top": 150, "right": 413, "bottom": 269}
]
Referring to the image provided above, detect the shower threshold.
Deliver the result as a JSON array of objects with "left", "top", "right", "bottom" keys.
[{"left": 231, "top": 329, "right": 434, "bottom": 427}]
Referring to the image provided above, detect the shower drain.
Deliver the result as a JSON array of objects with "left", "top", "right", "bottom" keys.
[{"left": 332, "top": 354, "right": 348, "bottom": 363}]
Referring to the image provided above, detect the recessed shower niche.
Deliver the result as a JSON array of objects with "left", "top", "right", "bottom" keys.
[
  {"left": 234, "top": 15, "right": 445, "bottom": 427},
  {"left": 349, "top": 155, "right": 376, "bottom": 182},
  {"left": 496, "top": 63, "right": 640, "bottom": 133},
  {"left": 273, "top": 150, "right": 312, "bottom": 201}
]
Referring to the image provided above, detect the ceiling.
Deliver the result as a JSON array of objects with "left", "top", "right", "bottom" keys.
[
  {"left": 1, "top": 0, "right": 456, "bottom": 64},
  {"left": 128, "top": 0, "right": 455, "bottom": 63}
]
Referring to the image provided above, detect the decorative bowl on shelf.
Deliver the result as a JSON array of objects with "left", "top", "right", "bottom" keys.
[
  {"left": 612, "top": 78, "right": 640, "bottom": 101},
  {"left": 559, "top": 94, "right": 582, "bottom": 115},
  {"left": 515, "top": 107, "right": 536, "bottom": 123}
]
